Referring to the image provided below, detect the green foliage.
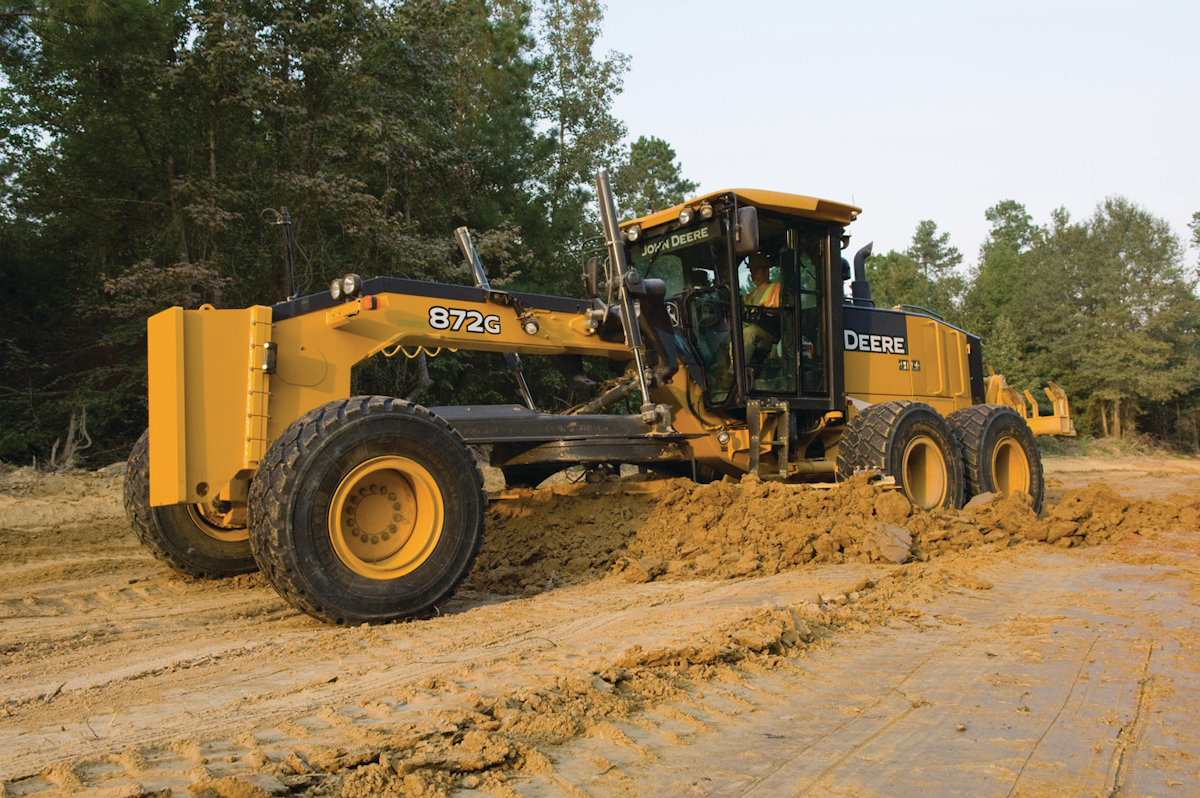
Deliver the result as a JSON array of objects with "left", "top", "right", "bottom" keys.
[
  {"left": 864, "top": 220, "right": 964, "bottom": 322},
  {"left": 531, "top": 0, "right": 627, "bottom": 200},
  {"left": 518, "top": 0, "right": 628, "bottom": 297},
  {"left": 613, "top": 135, "right": 697, "bottom": 218},
  {"left": 2, "top": 0, "right": 1196, "bottom": 462},
  {"left": 864, "top": 198, "right": 1200, "bottom": 446},
  {"left": 0, "top": 0, "right": 649, "bottom": 465},
  {"left": 965, "top": 198, "right": 1200, "bottom": 442}
]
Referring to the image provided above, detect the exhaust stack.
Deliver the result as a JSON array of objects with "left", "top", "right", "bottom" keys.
[{"left": 851, "top": 242, "right": 874, "bottom": 305}]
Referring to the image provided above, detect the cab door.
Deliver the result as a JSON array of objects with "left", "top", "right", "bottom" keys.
[{"left": 734, "top": 216, "right": 832, "bottom": 403}]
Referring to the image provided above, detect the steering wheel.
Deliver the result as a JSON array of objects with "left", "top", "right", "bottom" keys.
[
  {"left": 743, "top": 305, "right": 768, "bottom": 325},
  {"left": 694, "top": 295, "right": 724, "bottom": 328}
]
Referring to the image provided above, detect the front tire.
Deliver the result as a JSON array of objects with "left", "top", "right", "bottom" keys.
[
  {"left": 947, "top": 404, "right": 1044, "bottom": 512},
  {"left": 123, "top": 430, "right": 257, "bottom": 578},
  {"left": 837, "top": 401, "right": 965, "bottom": 510},
  {"left": 248, "top": 396, "right": 485, "bottom": 625}
]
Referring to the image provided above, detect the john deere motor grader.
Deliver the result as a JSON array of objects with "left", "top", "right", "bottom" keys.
[{"left": 124, "top": 171, "right": 1073, "bottom": 625}]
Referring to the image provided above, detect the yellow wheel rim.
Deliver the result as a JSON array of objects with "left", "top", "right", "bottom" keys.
[
  {"left": 328, "top": 456, "right": 444, "bottom": 580},
  {"left": 991, "top": 436, "right": 1031, "bottom": 497},
  {"left": 901, "top": 435, "right": 948, "bottom": 509},
  {"left": 187, "top": 502, "right": 249, "bottom": 543}
]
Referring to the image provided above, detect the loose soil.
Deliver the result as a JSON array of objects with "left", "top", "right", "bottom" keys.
[{"left": 1, "top": 455, "right": 1198, "bottom": 797}]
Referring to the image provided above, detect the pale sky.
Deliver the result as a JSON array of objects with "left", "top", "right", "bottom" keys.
[{"left": 597, "top": 0, "right": 1199, "bottom": 271}]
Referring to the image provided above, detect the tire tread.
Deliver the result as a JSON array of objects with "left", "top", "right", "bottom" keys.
[
  {"left": 946, "top": 403, "right": 1044, "bottom": 511},
  {"left": 837, "top": 400, "right": 964, "bottom": 509},
  {"left": 247, "top": 396, "right": 486, "bottom": 624},
  {"left": 123, "top": 430, "right": 256, "bottom": 578}
]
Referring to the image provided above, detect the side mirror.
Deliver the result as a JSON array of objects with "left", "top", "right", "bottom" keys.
[
  {"left": 735, "top": 206, "right": 759, "bottom": 257},
  {"left": 583, "top": 256, "right": 600, "bottom": 300}
]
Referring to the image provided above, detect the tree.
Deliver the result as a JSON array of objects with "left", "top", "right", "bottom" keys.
[
  {"left": 864, "top": 250, "right": 922, "bottom": 309},
  {"left": 531, "top": 0, "right": 627, "bottom": 209},
  {"left": 0, "top": 0, "right": 572, "bottom": 463},
  {"left": 517, "top": 0, "right": 627, "bottom": 297},
  {"left": 969, "top": 199, "right": 1200, "bottom": 439},
  {"left": 984, "top": 200, "right": 1036, "bottom": 253},
  {"left": 908, "top": 220, "right": 963, "bottom": 281},
  {"left": 1191, "top": 211, "right": 1200, "bottom": 269},
  {"left": 864, "top": 220, "right": 964, "bottom": 321},
  {"left": 960, "top": 200, "right": 1039, "bottom": 341},
  {"left": 612, "top": 135, "right": 696, "bottom": 218},
  {"left": 1067, "top": 199, "right": 1200, "bottom": 437}
]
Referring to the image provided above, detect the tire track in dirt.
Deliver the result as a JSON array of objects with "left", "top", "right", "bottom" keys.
[
  {"left": 538, "top": 548, "right": 1199, "bottom": 797},
  {"left": 0, "top": 567, "right": 883, "bottom": 786},
  {"left": 3, "top": 459, "right": 1200, "bottom": 796}
]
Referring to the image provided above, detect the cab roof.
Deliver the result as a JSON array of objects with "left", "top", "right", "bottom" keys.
[{"left": 621, "top": 189, "right": 861, "bottom": 229}]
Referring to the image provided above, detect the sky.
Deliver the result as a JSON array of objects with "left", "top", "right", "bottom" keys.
[{"left": 596, "top": 0, "right": 1199, "bottom": 270}]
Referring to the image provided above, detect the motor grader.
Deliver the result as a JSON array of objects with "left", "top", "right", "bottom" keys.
[{"left": 124, "top": 171, "right": 1074, "bottom": 625}]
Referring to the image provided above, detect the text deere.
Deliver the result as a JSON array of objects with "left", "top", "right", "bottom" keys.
[{"left": 843, "top": 329, "right": 907, "bottom": 355}]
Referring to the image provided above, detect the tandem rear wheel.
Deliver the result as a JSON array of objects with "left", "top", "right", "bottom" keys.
[
  {"left": 837, "top": 400, "right": 965, "bottom": 510},
  {"left": 123, "top": 430, "right": 258, "bottom": 578},
  {"left": 247, "top": 396, "right": 485, "bottom": 625},
  {"left": 947, "top": 404, "right": 1044, "bottom": 512}
]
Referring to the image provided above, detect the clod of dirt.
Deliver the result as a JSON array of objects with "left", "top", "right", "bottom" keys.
[
  {"left": 861, "top": 524, "right": 912, "bottom": 564},
  {"left": 195, "top": 774, "right": 288, "bottom": 797}
]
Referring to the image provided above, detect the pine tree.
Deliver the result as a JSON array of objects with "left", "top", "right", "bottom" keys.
[{"left": 613, "top": 135, "right": 697, "bottom": 218}]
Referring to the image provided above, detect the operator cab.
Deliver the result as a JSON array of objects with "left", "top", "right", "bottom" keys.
[{"left": 623, "top": 190, "right": 859, "bottom": 417}]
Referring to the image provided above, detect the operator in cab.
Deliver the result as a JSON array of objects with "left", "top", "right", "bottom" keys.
[{"left": 742, "top": 253, "right": 782, "bottom": 366}]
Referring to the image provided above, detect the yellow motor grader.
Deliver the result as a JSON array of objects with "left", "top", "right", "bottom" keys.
[{"left": 124, "top": 171, "right": 1073, "bottom": 624}]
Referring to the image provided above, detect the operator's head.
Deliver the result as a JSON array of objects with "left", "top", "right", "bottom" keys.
[{"left": 748, "top": 253, "right": 772, "bottom": 285}]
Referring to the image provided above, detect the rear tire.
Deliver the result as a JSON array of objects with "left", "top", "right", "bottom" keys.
[
  {"left": 247, "top": 396, "right": 485, "bottom": 625},
  {"left": 123, "top": 430, "right": 257, "bottom": 578},
  {"left": 837, "top": 401, "right": 965, "bottom": 510},
  {"left": 947, "top": 404, "right": 1044, "bottom": 512}
]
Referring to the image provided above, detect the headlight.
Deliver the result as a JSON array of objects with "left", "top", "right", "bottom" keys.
[
  {"left": 626, "top": 224, "right": 641, "bottom": 243},
  {"left": 342, "top": 274, "right": 363, "bottom": 297},
  {"left": 699, "top": 203, "right": 713, "bottom": 220},
  {"left": 678, "top": 207, "right": 695, "bottom": 225},
  {"left": 330, "top": 279, "right": 343, "bottom": 300}
]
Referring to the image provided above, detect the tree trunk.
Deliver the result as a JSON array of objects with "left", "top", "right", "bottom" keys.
[
  {"left": 1099, "top": 401, "right": 1109, "bottom": 437},
  {"left": 1112, "top": 397, "right": 1122, "bottom": 439}
]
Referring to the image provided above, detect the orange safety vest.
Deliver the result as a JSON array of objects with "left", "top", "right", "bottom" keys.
[{"left": 746, "top": 281, "right": 781, "bottom": 308}]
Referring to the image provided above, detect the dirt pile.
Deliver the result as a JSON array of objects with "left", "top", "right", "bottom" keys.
[
  {"left": 0, "top": 465, "right": 125, "bottom": 527},
  {"left": 0, "top": 465, "right": 130, "bottom": 568},
  {"left": 470, "top": 475, "right": 1200, "bottom": 594}
]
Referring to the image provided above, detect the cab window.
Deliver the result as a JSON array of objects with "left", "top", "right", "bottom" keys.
[
  {"left": 737, "top": 218, "right": 827, "bottom": 396},
  {"left": 631, "top": 219, "right": 724, "bottom": 296}
]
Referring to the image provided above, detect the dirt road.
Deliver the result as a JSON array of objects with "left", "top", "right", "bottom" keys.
[{"left": 1, "top": 456, "right": 1198, "bottom": 797}]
